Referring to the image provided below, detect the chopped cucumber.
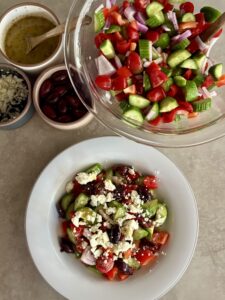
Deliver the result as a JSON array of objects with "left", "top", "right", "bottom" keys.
[
  {"left": 133, "top": 227, "right": 149, "bottom": 240},
  {"left": 110, "top": 90, "right": 122, "bottom": 96},
  {"left": 155, "top": 204, "right": 167, "bottom": 227},
  {"left": 184, "top": 80, "right": 198, "bottom": 102},
  {"left": 145, "top": 226, "right": 154, "bottom": 241},
  {"left": 105, "top": 168, "right": 113, "bottom": 180},
  {"left": 139, "top": 39, "right": 152, "bottom": 60},
  {"left": 114, "top": 206, "right": 126, "bottom": 220},
  {"left": 193, "top": 98, "right": 212, "bottom": 112},
  {"left": 129, "top": 95, "right": 150, "bottom": 109},
  {"left": 200, "top": 6, "right": 221, "bottom": 23},
  {"left": 66, "top": 202, "right": 74, "bottom": 220},
  {"left": 174, "top": 75, "right": 187, "bottom": 87},
  {"left": 180, "top": 59, "right": 198, "bottom": 70},
  {"left": 78, "top": 207, "right": 97, "bottom": 224},
  {"left": 146, "top": 11, "right": 165, "bottom": 28},
  {"left": 100, "top": 39, "right": 115, "bottom": 59},
  {"left": 85, "top": 163, "right": 102, "bottom": 174},
  {"left": 155, "top": 33, "right": 170, "bottom": 49},
  {"left": 161, "top": 67, "right": 173, "bottom": 77},
  {"left": 193, "top": 74, "right": 205, "bottom": 87},
  {"left": 123, "top": 107, "right": 144, "bottom": 125},
  {"left": 145, "top": 102, "right": 159, "bottom": 121},
  {"left": 74, "top": 193, "right": 90, "bottom": 211},
  {"left": 163, "top": 21, "right": 176, "bottom": 36},
  {"left": 209, "top": 64, "right": 223, "bottom": 80},
  {"left": 172, "top": 38, "right": 190, "bottom": 51},
  {"left": 143, "top": 72, "right": 152, "bottom": 92},
  {"left": 181, "top": 13, "right": 196, "bottom": 22},
  {"left": 60, "top": 193, "right": 74, "bottom": 211},
  {"left": 193, "top": 53, "right": 206, "bottom": 69},
  {"left": 119, "top": 101, "right": 130, "bottom": 113},
  {"left": 105, "top": 25, "right": 121, "bottom": 34},
  {"left": 67, "top": 228, "right": 76, "bottom": 244},
  {"left": 142, "top": 199, "right": 159, "bottom": 217},
  {"left": 162, "top": 78, "right": 174, "bottom": 92},
  {"left": 126, "top": 258, "right": 141, "bottom": 270},
  {"left": 172, "top": 67, "right": 182, "bottom": 76},
  {"left": 167, "top": 50, "right": 192, "bottom": 68},
  {"left": 169, "top": 0, "right": 185, "bottom": 3},
  {"left": 152, "top": 47, "right": 160, "bottom": 60},
  {"left": 159, "top": 97, "right": 179, "bottom": 112},
  {"left": 146, "top": 1, "right": 164, "bottom": 17},
  {"left": 94, "top": 9, "right": 105, "bottom": 33}
]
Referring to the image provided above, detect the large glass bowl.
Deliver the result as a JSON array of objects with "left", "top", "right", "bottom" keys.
[{"left": 64, "top": 0, "right": 225, "bottom": 148}]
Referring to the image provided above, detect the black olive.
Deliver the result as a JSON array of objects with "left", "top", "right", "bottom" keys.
[
  {"left": 56, "top": 202, "right": 65, "bottom": 218},
  {"left": 115, "top": 258, "right": 133, "bottom": 275},
  {"left": 108, "top": 225, "right": 121, "bottom": 244},
  {"left": 113, "top": 185, "right": 125, "bottom": 201},
  {"left": 59, "top": 238, "right": 75, "bottom": 253},
  {"left": 137, "top": 186, "right": 152, "bottom": 202},
  {"left": 140, "top": 239, "right": 161, "bottom": 253}
]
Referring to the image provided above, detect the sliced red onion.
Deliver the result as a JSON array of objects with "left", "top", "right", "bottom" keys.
[
  {"left": 103, "top": 18, "right": 111, "bottom": 30},
  {"left": 110, "top": 0, "right": 116, "bottom": 5},
  {"left": 106, "top": 0, "right": 112, "bottom": 9},
  {"left": 172, "top": 30, "right": 192, "bottom": 44},
  {"left": 114, "top": 55, "right": 122, "bottom": 68},
  {"left": 154, "top": 57, "right": 163, "bottom": 64},
  {"left": 137, "top": 21, "right": 148, "bottom": 33},
  {"left": 162, "top": 25, "right": 171, "bottom": 32},
  {"left": 167, "top": 11, "right": 179, "bottom": 31},
  {"left": 81, "top": 247, "right": 96, "bottom": 266},
  {"left": 95, "top": 55, "right": 116, "bottom": 76},
  {"left": 195, "top": 36, "right": 209, "bottom": 53},
  {"left": 124, "top": 6, "right": 136, "bottom": 21},
  {"left": 125, "top": 51, "right": 131, "bottom": 57},
  {"left": 135, "top": 12, "right": 146, "bottom": 25},
  {"left": 95, "top": 4, "right": 104, "bottom": 13},
  {"left": 83, "top": 228, "right": 92, "bottom": 239},
  {"left": 202, "top": 87, "right": 217, "bottom": 99}
]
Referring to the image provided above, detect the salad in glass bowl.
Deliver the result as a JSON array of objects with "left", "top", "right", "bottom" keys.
[{"left": 56, "top": 163, "right": 169, "bottom": 281}]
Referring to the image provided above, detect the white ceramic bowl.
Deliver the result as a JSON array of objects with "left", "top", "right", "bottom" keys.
[
  {"left": 0, "top": 3, "right": 63, "bottom": 74},
  {"left": 33, "top": 64, "right": 93, "bottom": 130},
  {"left": 26, "top": 136, "right": 199, "bottom": 300}
]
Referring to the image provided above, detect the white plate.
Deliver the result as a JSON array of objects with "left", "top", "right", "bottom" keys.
[{"left": 26, "top": 136, "right": 198, "bottom": 300}]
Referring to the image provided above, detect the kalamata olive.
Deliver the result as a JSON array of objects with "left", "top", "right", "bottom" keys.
[
  {"left": 51, "top": 70, "right": 68, "bottom": 84},
  {"left": 59, "top": 238, "right": 75, "bottom": 253},
  {"left": 56, "top": 202, "right": 65, "bottom": 218},
  {"left": 108, "top": 224, "right": 121, "bottom": 244},
  {"left": 71, "top": 108, "right": 87, "bottom": 119},
  {"left": 65, "top": 95, "right": 81, "bottom": 109},
  {"left": 137, "top": 186, "right": 152, "bottom": 202},
  {"left": 57, "top": 114, "right": 73, "bottom": 123},
  {"left": 54, "top": 86, "right": 68, "bottom": 97},
  {"left": 42, "top": 105, "right": 57, "bottom": 120},
  {"left": 58, "top": 99, "right": 68, "bottom": 114},
  {"left": 40, "top": 79, "right": 52, "bottom": 98},
  {"left": 138, "top": 216, "right": 153, "bottom": 229},
  {"left": 113, "top": 185, "right": 125, "bottom": 201},
  {"left": 115, "top": 258, "right": 133, "bottom": 275},
  {"left": 140, "top": 239, "right": 161, "bottom": 253},
  {"left": 46, "top": 92, "right": 60, "bottom": 104}
]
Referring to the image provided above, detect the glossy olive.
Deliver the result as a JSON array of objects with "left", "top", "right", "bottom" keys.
[
  {"left": 42, "top": 104, "right": 57, "bottom": 120},
  {"left": 58, "top": 99, "right": 68, "bottom": 114},
  {"left": 40, "top": 79, "right": 52, "bottom": 98},
  {"left": 51, "top": 70, "right": 68, "bottom": 84}
]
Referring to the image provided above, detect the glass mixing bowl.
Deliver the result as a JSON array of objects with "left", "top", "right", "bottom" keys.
[{"left": 64, "top": 0, "right": 225, "bottom": 148}]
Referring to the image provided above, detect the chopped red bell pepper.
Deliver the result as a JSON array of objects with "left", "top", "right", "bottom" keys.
[{"left": 105, "top": 267, "right": 118, "bottom": 281}]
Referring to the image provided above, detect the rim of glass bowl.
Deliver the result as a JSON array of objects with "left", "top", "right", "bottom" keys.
[{"left": 64, "top": 0, "right": 225, "bottom": 148}]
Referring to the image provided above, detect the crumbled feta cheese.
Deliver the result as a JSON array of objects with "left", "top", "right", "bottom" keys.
[
  {"left": 104, "top": 179, "right": 116, "bottom": 191},
  {"left": 128, "top": 168, "right": 135, "bottom": 175},
  {"left": 106, "top": 207, "right": 116, "bottom": 215},
  {"left": 82, "top": 241, "right": 88, "bottom": 249},
  {"left": 90, "top": 194, "right": 107, "bottom": 206},
  {"left": 75, "top": 171, "right": 98, "bottom": 185},
  {"left": 89, "top": 223, "right": 101, "bottom": 233},
  {"left": 92, "top": 248, "right": 103, "bottom": 259},
  {"left": 129, "top": 204, "right": 143, "bottom": 214},
  {"left": 96, "top": 214, "right": 102, "bottom": 223},
  {"left": 131, "top": 190, "right": 142, "bottom": 205},
  {"left": 65, "top": 181, "right": 74, "bottom": 193},
  {"left": 106, "top": 192, "right": 114, "bottom": 202},
  {"left": 90, "top": 230, "right": 111, "bottom": 249},
  {"left": 113, "top": 241, "right": 132, "bottom": 256},
  {"left": 122, "top": 220, "right": 139, "bottom": 242},
  {"left": 71, "top": 211, "right": 83, "bottom": 227}
]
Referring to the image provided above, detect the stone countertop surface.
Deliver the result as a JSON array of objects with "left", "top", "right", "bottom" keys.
[{"left": 0, "top": 1, "right": 225, "bottom": 300}]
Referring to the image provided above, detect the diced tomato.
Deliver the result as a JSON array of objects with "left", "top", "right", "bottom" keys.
[
  {"left": 117, "top": 66, "right": 132, "bottom": 78},
  {"left": 110, "top": 12, "right": 127, "bottom": 26},
  {"left": 187, "top": 39, "right": 199, "bottom": 54},
  {"left": 74, "top": 225, "right": 85, "bottom": 237},
  {"left": 135, "top": 248, "right": 157, "bottom": 266},
  {"left": 149, "top": 115, "right": 163, "bottom": 126},
  {"left": 134, "top": 0, "right": 150, "bottom": 13},
  {"left": 146, "top": 62, "right": 161, "bottom": 73},
  {"left": 115, "top": 92, "right": 128, "bottom": 102},
  {"left": 129, "top": 20, "right": 138, "bottom": 31},
  {"left": 195, "top": 12, "right": 205, "bottom": 24},
  {"left": 162, "top": 108, "right": 188, "bottom": 123},
  {"left": 111, "top": 32, "right": 124, "bottom": 43},
  {"left": 95, "top": 75, "right": 112, "bottom": 91},
  {"left": 183, "top": 69, "right": 193, "bottom": 80},
  {"left": 118, "top": 273, "right": 129, "bottom": 281},
  {"left": 178, "top": 101, "right": 194, "bottom": 113},
  {"left": 124, "top": 84, "right": 137, "bottom": 94},
  {"left": 147, "top": 87, "right": 166, "bottom": 102},
  {"left": 103, "top": 5, "right": 119, "bottom": 19},
  {"left": 95, "top": 33, "right": 109, "bottom": 48},
  {"left": 96, "top": 254, "right": 114, "bottom": 274},
  {"left": 127, "top": 26, "right": 140, "bottom": 42},
  {"left": 202, "top": 75, "right": 214, "bottom": 88},
  {"left": 145, "top": 31, "right": 160, "bottom": 43},
  {"left": 179, "top": 21, "right": 198, "bottom": 32},
  {"left": 213, "top": 28, "right": 223, "bottom": 38},
  {"left": 152, "top": 231, "right": 169, "bottom": 245},
  {"left": 75, "top": 237, "right": 87, "bottom": 253},
  {"left": 143, "top": 175, "right": 158, "bottom": 189},
  {"left": 123, "top": 1, "right": 130, "bottom": 9},
  {"left": 150, "top": 70, "right": 168, "bottom": 88},
  {"left": 105, "top": 267, "right": 118, "bottom": 281},
  {"left": 61, "top": 221, "right": 68, "bottom": 235},
  {"left": 180, "top": 2, "right": 194, "bottom": 13},
  {"left": 216, "top": 74, "right": 225, "bottom": 87},
  {"left": 164, "top": 3, "right": 174, "bottom": 13},
  {"left": 127, "top": 52, "right": 143, "bottom": 74},
  {"left": 167, "top": 84, "right": 179, "bottom": 97},
  {"left": 112, "top": 76, "right": 128, "bottom": 90},
  {"left": 116, "top": 40, "right": 131, "bottom": 54}
]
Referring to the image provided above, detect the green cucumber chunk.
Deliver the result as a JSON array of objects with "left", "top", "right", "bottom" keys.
[
  {"left": 61, "top": 193, "right": 74, "bottom": 211},
  {"left": 114, "top": 206, "right": 126, "bottom": 220},
  {"left": 145, "top": 102, "right": 159, "bottom": 121},
  {"left": 100, "top": 39, "right": 115, "bottom": 59},
  {"left": 209, "top": 64, "right": 223, "bottom": 80},
  {"left": 155, "top": 33, "right": 170, "bottom": 49},
  {"left": 143, "top": 72, "right": 152, "bottom": 92},
  {"left": 193, "top": 98, "right": 212, "bottom": 112},
  {"left": 184, "top": 80, "right": 198, "bottom": 102},
  {"left": 85, "top": 163, "right": 102, "bottom": 174},
  {"left": 161, "top": 67, "right": 173, "bottom": 77},
  {"left": 139, "top": 39, "right": 152, "bottom": 60},
  {"left": 145, "top": 226, "right": 155, "bottom": 241},
  {"left": 133, "top": 227, "right": 149, "bottom": 240},
  {"left": 181, "top": 13, "right": 196, "bottom": 22},
  {"left": 193, "top": 53, "right": 206, "bottom": 69},
  {"left": 172, "top": 39, "right": 190, "bottom": 51},
  {"left": 167, "top": 50, "right": 192, "bottom": 68},
  {"left": 67, "top": 228, "right": 76, "bottom": 244},
  {"left": 78, "top": 207, "right": 96, "bottom": 224},
  {"left": 94, "top": 9, "right": 105, "bottom": 33},
  {"left": 105, "top": 168, "right": 113, "bottom": 180},
  {"left": 172, "top": 67, "right": 182, "bottom": 76},
  {"left": 152, "top": 47, "right": 160, "bottom": 60},
  {"left": 142, "top": 199, "right": 159, "bottom": 217},
  {"left": 162, "top": 78, "right": 174, "bottom": 92},
  {"left": 169, "top": 0, "right": 185, "bottom": 3},
  {"left": 119, "top": 101, "right": 130, "bottom": 113},
  {"left": 123, "top": 107, "right": 144, "bottom": 125},
  {"left": 155, "top": 204, "right": 167, "bottom": 227},
  {"left": 180, "top": 59, "right": 198, "bottom": 70},
  {"left": 74, "top": 193, "right": 90, "bottom": 211},
  {"left": 174, "top": 76, "right": 187, "bottom": 87},
  {"left": 200, "top": 6, "right": 221, "bottom": 23},
  {"left": 129, "top": 95, "right": 150, "bottom": 109},
  {"left": 193, "top": 74, "right": 205, "bottom": 87},
  {"left": 160, "top": 97, "right": 179, "bottom": 112},
  {"left": 126, "top": 258, "right": 141, "bottom": 269},
  {"left": 105, "top": 25, "right": 121, "bottom": 34},
  {"left": 146, "top": 11, "right": 165, "bottom": 28},
  {"left": 146, "top": 1, "right": 164, "bottom": 17},
  {"left": 66, "top": 202, "right": 75, "bottom": 220}
]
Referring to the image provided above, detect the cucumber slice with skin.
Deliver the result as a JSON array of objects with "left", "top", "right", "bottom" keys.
[
  {"left": 209, "top": 64, "right": 223, "bottom": 80},
  {"left": 145, "top": 102, "right": 159, "bottom": 121},
  {"left": 152, "top": 47, "right": 160, "bottom": 60},
  {"left": 145, "top": 226, "right": 154, "bottom": 241},
  {"left": 66, "top": 202, "right": 75, "bottom": 220},
  {"left": 167, "top": 50, "right": 192, "bottom": 68},
  {"left": 193, "top": 74, "right": 205, "bottom": 87},
  {"left": 155, "top": 204, "right": 167, "bottom": 227},
  {"left": 146, "top": 11, "right": 165, "bottom": 28},
  {"left": 146, "top": 1, "right": 164, "bottom": 17},
  {"left": 60, "top": 193, "right": 74, "bottom": 211},
  {"left": 159, "top": 97, "right": 179, "bottom": 112},
  {"left": 162, "top": 78, "right": 174, "bottom": 92},
  {"left": 133, "top": 227, "right": 149, "bottom": 240},
  {"left": 126, "top": 258, "right": 140, "bottom": 270},
  {"left": 139, "top": 39, "right": 152, "bottom": 60},
  {"left": 119, "top": 101, "right": 130, "bottom": 113},
  {"left": 193, "top": 53, "right": 206, "bottom": 69},
  {"left": 174, "top": 76, "right": 187, "bottom": 87},
  {"left": 129, "top": 95, "right": 150, "bottom": 109},
  {"left": 114, "top": 206, "right": 126, "bottom": 220},
  {"left": 142, "top": 199, "right": 159, "bottom": 217},
  {"left": 200, "top": 6, "right": 221, "bottom": 23},
  {"left": 74, "top": 193, "right": 90, "bottom": 211},
  {"left": 67, "top": 228, "right": 76, "bottom": 244},
  {"left": 143, "top": 72, "right": 151, "bottom": 92},
  {"left": 172, "top": 38, "right": 190, "bottom": 51},
  {"left": 169, "top": 0, "right": 185, "bottom": 3},
  {"left": 161, "top": 67, "right": 173, "bottom": 77},
  {"left": 193, "top": 98, "right": 212, "bottom": 112},
  {"left": 105, "top": 25, "right": 121, "bottom": 34},
  {"left": 123, "top": 107, "right": 144, "bottom": 125},
  {"left": 181, "top": 13, "right": 196, "bottom": 22},
  {"left": 154, "top": 33, "right": 170, "bottom": 49},
  {"left": 184, "top": 80, "right": 198, "bottom": 102},
  {"left": 94, "top": 9, "right": 105, "bottom": 33},
  {"left": 180, "top": 59, "right": 198, "bottom": 70},
  {"left": 85, "top": 163, "right": 102, "bottom": 174},
  {"left": 100, "top": 39, "right": 115, "bottom": 59}
]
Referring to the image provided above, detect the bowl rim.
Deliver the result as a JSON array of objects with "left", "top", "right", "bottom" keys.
[
  {"left": 0, "top": 63, "right": 32, "bottom": 127},
  {"left": 0, "top": 2, "right": 62, "bottom": 69},
  {"left": 33, "top": 64, "right": 93, "bottom": 130}
]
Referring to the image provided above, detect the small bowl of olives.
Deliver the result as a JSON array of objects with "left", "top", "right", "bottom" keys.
[{"left": 33, "top": 64, "right": 93, "bottom": 130}]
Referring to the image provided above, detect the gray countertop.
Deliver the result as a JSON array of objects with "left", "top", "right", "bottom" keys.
[{"left": 0, "top": 1, "right": 225, "bottom": 300}]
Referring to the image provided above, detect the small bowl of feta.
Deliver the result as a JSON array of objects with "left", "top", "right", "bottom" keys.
[{"left": 0, "top": 63, "right": 33, "bottom": 130}]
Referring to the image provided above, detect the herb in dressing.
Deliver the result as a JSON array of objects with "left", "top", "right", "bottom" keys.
[{"left": 4, "top": 16, "right": 60, "bottom": 65}]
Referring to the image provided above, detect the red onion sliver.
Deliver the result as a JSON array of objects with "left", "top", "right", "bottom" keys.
[
  {"left": 167, "top": 11, "right": 179, "bottom": 31},
  {"left": 200, "top": 57, "right": 208, "bottom": 74},
  {"left": 81, "top": 247, "right": 96, "bottom": 266},
  {"left": 125, "top": 51, "right": 131, "bottom": 57},
  {"left": 103, "top": 18, "right": 111, "bottom": 30},
  {"left": 124, "top": 6, "right": 136, "bottom": 21},
  {"left": 95, "top": 55, "right": 116, "bottom": 76},
  {"left": 137, "top": 21, "right": 148, "bottom": 33},
  {"left": 110, "top": 0, "right": 116, "bottom": 5},
  {"left": 195, "top": 36, "right": 209, "bottom": 53},
  {"left": 106, "top": 0, "right": 112, "bottom": 9},
  {"left": 114, "top": 55, "right": 122, "bottom": 69},
  {"left": 162, "top": 53, "right": 168, "bottom": 63},
  {"left": 202, "top": 87, "right": 216, "bottom": 99},
  {"left": 83, "top": 228, "right": 92, "bottom": 239},
  {"left": 135, "top": 12, "right": 146, "bottom": 25},
  {"left": 172, "top": 30, "right": 192, "bottom": 44}
]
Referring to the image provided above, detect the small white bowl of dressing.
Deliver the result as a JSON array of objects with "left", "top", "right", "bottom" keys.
[{"left": 0, "top": 3, "right": 63, "bottom": 74}]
